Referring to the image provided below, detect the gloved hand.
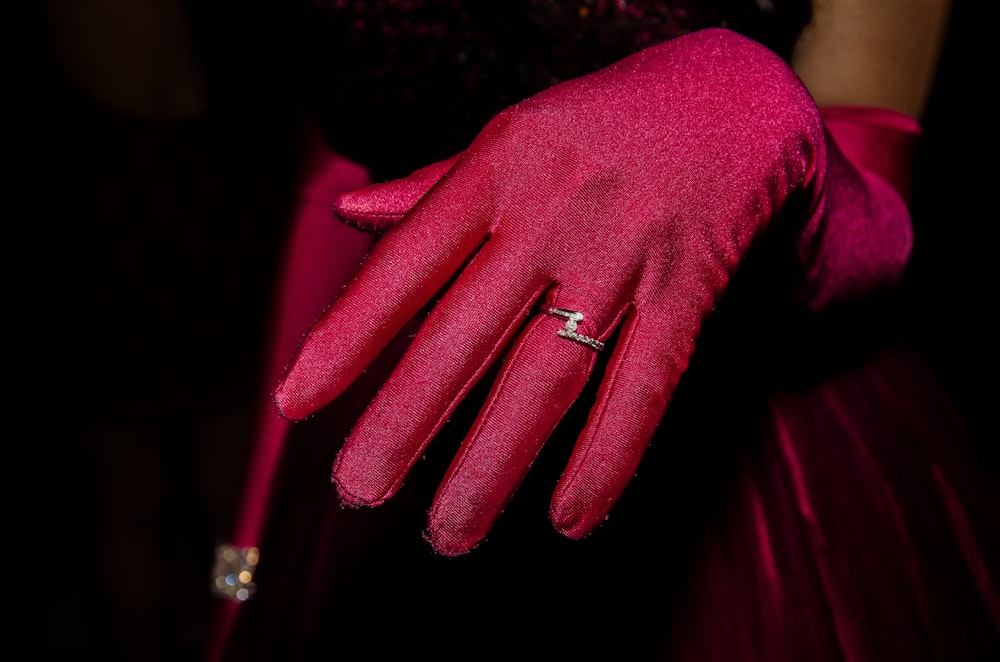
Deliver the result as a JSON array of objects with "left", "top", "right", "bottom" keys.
[{"left": 274, "top": 28, "right": 913, "bottom": 556}]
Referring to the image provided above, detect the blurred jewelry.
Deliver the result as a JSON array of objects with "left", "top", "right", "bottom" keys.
[{"left": 211, "top": 544, "right": 259, "bottom": 602}]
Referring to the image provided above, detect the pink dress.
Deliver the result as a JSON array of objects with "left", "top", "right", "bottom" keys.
[
  {"left": 205, "top": 6, "right": 999, "bottom": 660},
  {"left": 204, "top": 135, "right": 998, "bottom": 662}
]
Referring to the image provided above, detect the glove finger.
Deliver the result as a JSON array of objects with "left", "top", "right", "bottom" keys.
[
  {"left": 331, "top": 239, "right": 552, "bottom": 507},
  {"left": 550, "top": 303, "right": 697, "bottom": 539},
  {"left": 425, "top": 302, "right": 613, "bottom": 556},
  {"left": 332, "top": 154, "right": 462, "bottom": 233},
  {"left": 273, "top": 189, "right": 485, "bottom": 421}
]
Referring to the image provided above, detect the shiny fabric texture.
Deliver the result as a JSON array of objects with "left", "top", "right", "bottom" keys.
[
  {"left": 203, "top": 132, "right": 374, "bottom": 662},
  {"left": 211, "top": 342, "right": 1000, "bottom": 661},
  {"left": 797, "top": 106, "right": 918, "bottom": 310},
  {"left": 204, "top": 37, "right": 1000, "bottom": 662},
  {"left": 238, "top": 126, "right": 373, "bottom": 551},
  {"left": 272, "top": 29, "right": 911, "bottom": 556},
  {"left": 660, "top": 342, "right": 999, "bottom": 661}
]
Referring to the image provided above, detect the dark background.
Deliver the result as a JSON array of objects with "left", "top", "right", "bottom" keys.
[{"left": 13, "top": 0, "right": 994, "bottom": 659}]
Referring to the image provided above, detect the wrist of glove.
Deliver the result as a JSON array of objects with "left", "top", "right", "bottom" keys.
[
  {"left": 273, "top": 28, "right": 909, "bottom": 555},
  {"left": 793, "top": 105, "right": 918, "bottom": 311}
]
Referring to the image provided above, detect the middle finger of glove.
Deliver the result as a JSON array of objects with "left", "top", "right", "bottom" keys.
[{"left": 331, "top": 233, "right": 557, "bottom": 508}]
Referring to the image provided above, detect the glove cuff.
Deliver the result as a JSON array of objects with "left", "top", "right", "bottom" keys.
[
  {"left": 793, "top": 105, "right": 920, "bottom": 311},
  {"left": 819, "top": 105, "right": 922, "bottom": 206}
]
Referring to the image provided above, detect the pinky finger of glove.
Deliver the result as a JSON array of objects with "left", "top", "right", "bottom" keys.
[{"left": 549, "top": 306, "right": 696, "bottom": 539}]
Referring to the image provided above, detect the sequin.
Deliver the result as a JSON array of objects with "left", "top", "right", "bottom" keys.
[{"left": 211, "top": 544, "right": 259, "bottom": 602}]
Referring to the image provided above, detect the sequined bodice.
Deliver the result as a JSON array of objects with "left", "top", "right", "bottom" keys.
[{"left": 299, "top": 1, "right": 810, "bottom": 178}]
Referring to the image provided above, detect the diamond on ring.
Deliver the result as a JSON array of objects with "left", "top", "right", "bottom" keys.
[{"left": 544, "top": 306, "right": 605, "bottom": 351}]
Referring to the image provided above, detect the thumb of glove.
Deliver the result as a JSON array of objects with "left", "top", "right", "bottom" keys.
[{"left": 333, "top": 154, "right": 462, "bottom": 233}]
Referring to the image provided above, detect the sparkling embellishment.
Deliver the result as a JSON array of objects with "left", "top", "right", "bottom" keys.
[
  {"left": 211, "top": 544, "right": 259, "bottom": 602},
  {"left": 544, "top": 306, "right": 605, "bottom": 351}
]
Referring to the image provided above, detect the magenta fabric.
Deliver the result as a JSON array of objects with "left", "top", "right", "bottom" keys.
[
  {"left": 236, "top": 125, "right": 373, "bottom": 549},
  {"left": 203, "top": 127, "right": 373, "bottom": 662},
  {"left": 273, "top": 29, "right": 914, "bottom": 556},
  {"left": 659, "top": 343, "right": 999, "bottom": 661},
  {"left": 205, "top": 29, "right": 998, "bottom": 662},
  {"left": 793, "top": 106, "right": 919, "bottom": 310},
  {"left": 820, "top": 105, "right": 921, "bottom": 206}
]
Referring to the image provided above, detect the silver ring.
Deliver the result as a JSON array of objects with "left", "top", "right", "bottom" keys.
[{"left": 542, "top": 306, "right": 605, "bottom": 351}]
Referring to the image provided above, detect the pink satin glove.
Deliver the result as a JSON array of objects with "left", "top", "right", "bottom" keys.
[{"left": 274, "top": 28, "right": 912, "bottom": 555}]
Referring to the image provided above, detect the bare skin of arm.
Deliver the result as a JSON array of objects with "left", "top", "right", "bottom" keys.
[{"left": 791, "top": 0, "right": 954, "bottom": 119}]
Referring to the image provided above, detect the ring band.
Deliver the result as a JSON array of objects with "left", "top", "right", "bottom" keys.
[{"left": 542, "top": 306, "right": 605, "bottom": 351}]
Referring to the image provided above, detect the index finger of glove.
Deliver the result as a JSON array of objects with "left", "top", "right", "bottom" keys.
[{"left": 274, "top": 177, "right": 490, "bottom": 421}]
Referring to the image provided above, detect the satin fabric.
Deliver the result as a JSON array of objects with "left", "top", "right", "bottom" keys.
[
  {"left": 205, "top": 117, "right": 998, "bottom": 660},
  {"left": 203, "top": 129, "right": 374, "bottom": 662},
  {"left": 272, "top": 30, "right": 920, "bottom": 557},
  {"left": 210, "top": 338, "right": 1000, "bottom": 660}
]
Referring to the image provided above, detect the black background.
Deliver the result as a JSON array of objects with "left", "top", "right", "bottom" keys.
[{"left": 13, "top": 1, "right": 995, "bottom": 659}]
